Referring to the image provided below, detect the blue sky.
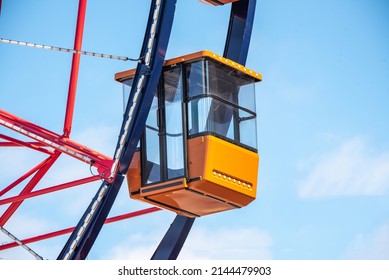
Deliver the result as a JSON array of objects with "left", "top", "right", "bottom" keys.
[{"left": 1, "top": 0, "right": 388, "bottom": 260}]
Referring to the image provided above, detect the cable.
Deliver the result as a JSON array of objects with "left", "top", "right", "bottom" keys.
[
  {"left": 0, "top": 38, "right": 140, "bottom": 62},
  {"left": 0, "top": 226, "right": 44, "bottom": 260}
]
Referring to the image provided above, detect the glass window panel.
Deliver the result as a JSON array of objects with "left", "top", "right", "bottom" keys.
[
  {"left": 122, "top": 78, "right": 141, "bottom": 149},
  {"left": 189, "top": 97, "right": 235, "bottom": 138},
  {"left": 186, "top": 61, "right": 206, "bottom": 98},
  {"left": 122, "top": 78, "right": 133, "bottom": 114},
  {"left": 239, "top": 109, "right": 257, "bottom": 149},
  {"left": 164, "top": 67, "right": 185, "bottom": 179},
  {"left": 188, "top": 97, "right": 207, "bottom": 135},
  {"left": 188, "top": 96, "right": 256, "bottom": 150},
  {"left": 205, "top": 60, "right": 257, "bottom": 107},
  {"left": 206, "top": 60, "right": 236, "bottom": 105},
  {"left": 146, "top": 94, "right": 159, "bottom": 127},
  {"left": 144, "top": 126, "right": 161, "bottom": 184},
  {"left": 143, "top": 94, "right": 161, "bottom": 184},
  {"left": 205, "top": 97, "right": 235, "bottom": 138},
  {"left": 238, "top": 83, "right": 256, "bottom": 112}
]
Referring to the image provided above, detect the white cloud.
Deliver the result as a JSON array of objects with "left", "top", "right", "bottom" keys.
[
  {"left": 107, "top": 226, "right": 273, "bottom": 260},
  {"left": 180, "top": 227, "right": 273, "bottom": 260},
  {"left": 4, "top": 213, "right": 52, "bottom": 237},
  {"left": 0, "top": 246, "right": 37, "bottom": 260},
  {"left": 344, "top": 222, "right": 389, "bottom": 259},
  {"left": 298, "top": 137, "right": 389, "bottom": 198},
  {"left": 106, "top": 231, "right": 164, "bottom": 260}
]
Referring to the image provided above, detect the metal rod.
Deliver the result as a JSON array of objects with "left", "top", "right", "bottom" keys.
[
  {"left": 0, "top": 152, "right": 60, "bottom": 226},
  {"left": 63, "top": 0, "right": 87, "bottom": 137},
  {"left": 0, "top": 175, "right": 100, "bottom": 206},
  {"left": 0, "top": 159, "right": 48, "bottom": 197},
  {"left": 0, "top": 133, "right": 53, "bottom": 154},
  {"left": 151, "top": 215, "right": 195, "bottom": 260},
  {"left": 58, "top": 0, "right": 177, "bottom": 259},
  {"left": 0, "top": 38, "right": 133, "bottom": 61},
  {"left": 0, "top": 226, "right": 43, "bottom": 260},
  {"left": 0, "top": 109, "right": 114, "bottom": 179},
  {"left": 0, "top": 207, "right": 161, "bottom": 251}
]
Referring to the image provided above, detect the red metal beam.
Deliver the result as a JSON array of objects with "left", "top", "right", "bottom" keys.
[
  {"left": 0, "top": 133, "right": 53, "bottom": 154},
  {"left": 0, "top": 207, "right": 162, "bottom": 251},
  {"left": 1, "top": 110, "right": 110, "bottom": 160},
  {"left": 1, "top": 109, "right": 61, "bottom": 140},
  {"left": 0, "top": 141, "right": 48, "bottom": 147},
  {"left": 63, "top": 0, "right": 87, "bottom": 137},
  {"left": 0, "top": 109, "right": 114, "bottom": 180},
  {"left": 0, "top": 175, "right": 100, "bottom": 206},
  {"left": 0, "top": 152, "right": 60, "bottom": 226},
  {"left": 104, "top": 207, "right": 161, "bottom": 224},
  {"left": 0, "top": 158, "right": 48, "bottom": 198}
]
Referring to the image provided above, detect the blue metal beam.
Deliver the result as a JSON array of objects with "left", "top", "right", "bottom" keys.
[
  {"left": 224, "top": 0, "right": 256, "bottom": 65},
  {"left": 118, "top": 0, "right": 177, "bottom": 174},
  {"left": 57, "top": 0, "right": 177, "bottom": 260},
  {"left": 151, "top": 216, "right": 195, "bottom": 260},
  {"left": 151, "top": 0, "right": 257, "bottom": 260},
  {"left": 57, "top": 175, "right": 124, "bottom": 260}
]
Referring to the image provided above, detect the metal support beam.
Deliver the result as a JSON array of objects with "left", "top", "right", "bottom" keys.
[
  {"left": 0, "top": 175, "right": 100, "bottom": 206},
  {"left": 0, "top": 134, "right": 53, "bottom": 154},
  {"left": 151, "top": 216, "right": 195, "bottom": 260},
  {"left": 0, "top": 207, "right": 161, "bottom": 251},
  {"left": 0, "top": 152, "right": 60, "bottom": 226},
  {"left": 57, "top": 0, "right": 177, "bottom": 260},
  {"left": 0, "top": 159, "right": 48, "bottom": 197},
  {"left": 116, "top": 0, "right": 178, "bottom": 175},
  {"left": 151, "top": 0, "right": 256, "bottom": 260},
  {"left": 57, "top": 175, "right": 124, "bottom": 260},
  {"left": 224, "top": 0, "right": 256, "bottom": 65},
  {"left": 63, "top": 0, "right": 87, "bottom": 137},
  {"left": 0, "top": 109, "right": 114, "bottom": 180}
]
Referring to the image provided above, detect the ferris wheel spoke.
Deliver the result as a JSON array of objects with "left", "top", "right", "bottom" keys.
[
  {"left": 63, "top": 0, "right": 87, "bottom": 138},
  {"left": 151, "top": 0, "right": 257, "bottom": 260},
  {"left": 0, "top": 207, "right": 161, "bottom": 252},
  {"left": 0, "top": 152, "right": 60, "bottom": 227},
  {"left": 0, "top": 175, "right": 100, "bottom": 206},
  {"left": 58, "top": 0, "right": 178, "bottom": 260}
]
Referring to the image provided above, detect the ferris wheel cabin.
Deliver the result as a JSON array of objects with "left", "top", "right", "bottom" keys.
[{"left": 115, "top": 51, "right": 262, "bottom": 217}]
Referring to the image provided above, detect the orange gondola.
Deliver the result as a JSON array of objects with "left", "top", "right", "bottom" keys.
[{"left": 115, "top": 50, "right": 262, "bottom": 217}]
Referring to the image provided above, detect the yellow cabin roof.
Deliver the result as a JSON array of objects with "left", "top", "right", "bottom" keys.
[{"left": 115, "top": 50, "right": 262, "bottom": 82}]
